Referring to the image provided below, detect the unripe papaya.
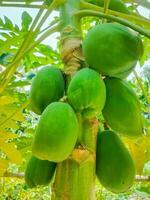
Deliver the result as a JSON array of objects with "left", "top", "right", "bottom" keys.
[
  {"left": 115, "top": 66, "right": 134, "bottom": 79},
  {"left": 102, "top": 77, "right": 143, "bottom": 137},
  {"left": 30, "top": 66, "right": 65, "bottom": 115},
  {"left": 25, "top": 155, "right": 56, "bottom": 188},
  {"left": 32, "top": 102, "right": 79, "bottom": 162},
  {"left": 86, "top": 0, "right": 129, "bottom": 14},
  {"left": 67, "top": 68, "right": 106, "bottom": 118},
  {"left": 96, "top": 130, "right": 135, "bottom": 193},
  {"left": 83, "top": 23, "right": 143, "bottom": 77}
]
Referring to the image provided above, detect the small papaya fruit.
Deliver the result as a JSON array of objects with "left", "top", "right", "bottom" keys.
[
  {"left": 32, "top": 102, "right": 79, "bottom": 162},
  {"left": 96, "top": 130, "right": 135, "bottom": 193},
  {"left": 30, "top": 66, "right": 65, "bottom": 114},
  {"left": 25, "top": 155, "right": 56, "bottom": 188},
  {"left": 102, "top": 77, "right": 143, "bottom": 137},
  {"left": 67, "top": 68, "right": 106, "bottom": 118},
  {"left": 82, "top": 23, "right": 143, "bottom": 77}
]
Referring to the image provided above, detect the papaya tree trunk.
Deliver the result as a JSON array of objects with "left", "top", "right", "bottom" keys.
[
  {"left": 51, "top": 0, "right": 99, "bottom": 199},
  {"left": 52, "top": 118, "right": 99, "bottom": 200}
]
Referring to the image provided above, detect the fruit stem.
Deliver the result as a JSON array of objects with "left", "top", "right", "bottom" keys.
[
  {"left": 74, "top": 9, "right": 150, "bottom": 39},
  {"left": 102, "top": 0, "right": 111, "bottom": 23}
]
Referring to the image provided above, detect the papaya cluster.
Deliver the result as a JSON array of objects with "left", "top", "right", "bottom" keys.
[
  {"left": 25, "top": 0, "right": 144, "bottom": 193},
  {"left": 82, "top": 20, "right": 143, "bottom": 193}
]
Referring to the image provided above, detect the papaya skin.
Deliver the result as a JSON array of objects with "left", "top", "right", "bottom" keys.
[
  {"left": 114, "top": 65, "right": 134, "bottom": 79},
  {"left": 30, "top": 66, "right": 65, "bottom": 115},
  {"left": 102, "top": 77, "right": 143, "bottom": 137},
  {"left": 67, "top": 68, "right": 106, "bottom": 118},
  {"left": 25, "top": 155, "right": 56, "bottom": 188},
  {"left": 96, "top": 130, "right": 135, "bottom": 193},
  {"left": 82, "top": 23, "right": 143, "bottom": 77},
  {"left": 32, "top": 102, "right": 79, "bottom": 162}
]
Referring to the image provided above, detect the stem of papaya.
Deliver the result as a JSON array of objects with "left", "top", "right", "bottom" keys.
[
  {"left": 102, "top": 0, "right": 111, "bottom": 23},
  {"left": 51, "top": 0, "right": 98, "bottom": 199},
  {"left": 52, "top": 119, "right": 99, "bottom": 200},
  {"left": 58, "top": 0, "right": 84, "bottom": 75}
]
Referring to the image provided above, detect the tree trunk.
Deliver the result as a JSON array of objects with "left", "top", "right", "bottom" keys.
[{"left": 51, "top": 1, "right": 98, "bottom": 199}]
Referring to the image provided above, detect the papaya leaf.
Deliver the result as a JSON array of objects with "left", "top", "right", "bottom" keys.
[
  {"left": 23, "top": 44, "right": 62, "bottom": 71},
  {"left": 9, "top": 80, "right": 31, "bottom": 88},
  {"left": 0, "top": 130, "right": 18, "bottom": 140},
  {"left": 140, "top": 37, "right": 150, "bottom": 66},
  {"left": 0, "top": 139, "right": 23, "bottom": 164},
  {"left": 0, "top": 12, "right": 32, "bottom": 62},
  {"left": 0, "top": 53, "right": 13, "bottom": 65},
  {"left": 0, "top": 102, "right": 27, "bottom": 130},
  {"left": 3, "top": 16, "right": 14, "bottom": 30},
  {"left": 0, "top": 159, "right": 8, "bottom": 176},
  {"left": 21, "top": 11, "right": 32, "bottom": 31},
  {"left": 123, "top": 136, "right": 150, "bottom": 174},
  {"left": 0, "top": 16, "right": 20, "bottom": 32},
  {"left": 0, "top": 95, "right": 17, "bottom": 106}
]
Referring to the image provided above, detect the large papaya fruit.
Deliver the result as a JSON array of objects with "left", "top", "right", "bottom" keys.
[
  {"left": 82, "top": 23, "right": 143, "bottom": 77},
  {"left": 30, "top": 66, "right": 65, "bottom": 115},
  {"left": 114, "top": 66, "right": 134, "bottom": 79},
  {"left": 87, "top": 0, "right": 129, "bottom": 14},
  {"left": 67, "top": 68, "right": 106, "bottom": 118},
  {"left": 32, "top": 102, "right": 79, "bottom": 162},
  {"left": 25, "top": 155, "right": 56, "bottom": 188},
  {"left": 96, "top": 130, "right": 135, "bottom": 193},
  {"left": 102, "top": 77, "right": 143, "bottom": 137}
]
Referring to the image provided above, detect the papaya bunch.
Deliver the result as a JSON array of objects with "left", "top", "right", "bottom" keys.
[
  {"left": 25, "top": 10, "right": 144, "bottom": 194},
  {"left": 29, "top": 66, "right": 106, "bottom": 162},
  {"left": 25, "top": 66, "right": 79, "bottom": 188},
  {"left": 82, "top": 22, "right": 144, "bottom": 193},
  {"left": 26, "top": 65, "right": 106, "bottom": 188}
]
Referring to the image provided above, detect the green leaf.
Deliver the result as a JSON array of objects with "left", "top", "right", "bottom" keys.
[
  {"left": 0, "top": 139, "right": 23, "bottom": 164},
  {"left": 0, "top": 159, "right": 8, "bottom": 176},
  {"left": 21, "top": 11, "right": 32, "bottom": 31},
  {"left": 4, "top": 16, "right": 13, "bottom": 30},
  {"left": 0, "top": 130, "right": 18, "bottom": 140}
]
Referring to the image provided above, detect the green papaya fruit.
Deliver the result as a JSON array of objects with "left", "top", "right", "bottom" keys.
[
  {"left": 82, "top": 23, "right": 143, "bottom": 77},
  {"left": 86, "top": 0, "right": 129, "bottom": 14},
  {"left": 114, "top": 65, "right": 134, "bottom": 79},
  {"left": 25, "top": 155, "right": 56, "bottom": 188},
  {"left": 102, "top": 77, "right": 143, "bottom": 137},
  {"left": 30, "top": 66, "right": 65, "bottom": 115},
  {"left": 96, "top": 130, "right": 135, "bottom": 193},
  {"left": 67, "top": 68, "right": 106, "bottom": 118},
  {"left": 32, "top": 102, "right": 79, "bottom": 162}
]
